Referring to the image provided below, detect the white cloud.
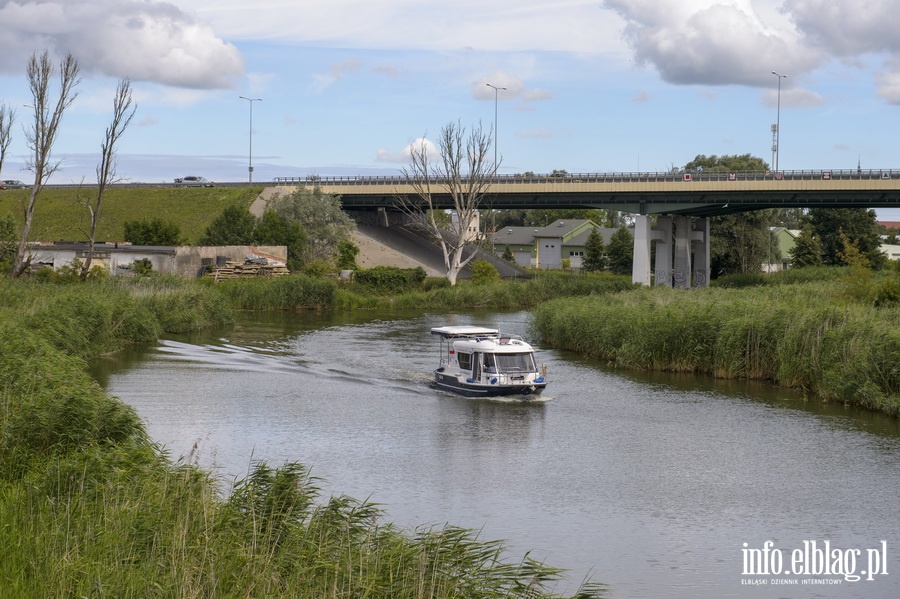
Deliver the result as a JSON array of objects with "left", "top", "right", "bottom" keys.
[
  {"left": 604, "top": 0, "right": 823, "bottom": 86},
  {"left": 179, "top": 0, "right": 629, "bottom": 56},
  {"left": 376, "top": 137, "right": 439, "bottom": 163},
  {"left": 0, "top": 0, "right": 243, "bottom": 89},
  {"left": 473, "top": 71, "right": 553, "bottom": 105},
  {"left": 875, "top": 61, "right": 900, "bottom": 105},
  {"left": 603, "top": 0, "right": 900, "bottom": 104},
  {"left": 311, "top": 58, "right": 362, "bottom": 92},
  {"left": 763, "top": 86, "right": 825, "bottom": 109}
]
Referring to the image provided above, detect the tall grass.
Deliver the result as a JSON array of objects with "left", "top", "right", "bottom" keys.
[
  {"left": 531, "top": 282, "right": 900, "bottom": 415},
  {"left": 203, "top": 274, "right": 338, "bottom": 311},
  {"left": 0, "top": 276, "right": 605, "bottom": 598}
]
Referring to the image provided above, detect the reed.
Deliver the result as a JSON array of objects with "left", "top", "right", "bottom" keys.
[
  {"left": 207, "top": 274, "right": 338, "bottom": 311},
  {"left": 531, "top": 282, "right": 900, "bottom": 415}
]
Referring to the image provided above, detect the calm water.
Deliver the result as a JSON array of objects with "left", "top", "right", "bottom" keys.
[{"left": 92, "top": 310, "right": 900, "bottom": 598}]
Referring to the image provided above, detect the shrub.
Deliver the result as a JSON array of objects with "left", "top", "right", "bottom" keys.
[
  {"left": 131, "top": 258, "right": 153, "bottom": 276},
  {"left": 469, "top": 259, "right": 500, "bottom": 285}
]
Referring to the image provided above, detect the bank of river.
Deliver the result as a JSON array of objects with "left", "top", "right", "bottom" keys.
[{"left": 92, "top": 310, "right": 900, "bottom": 598}]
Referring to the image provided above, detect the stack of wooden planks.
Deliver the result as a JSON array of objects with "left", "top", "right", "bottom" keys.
[{"left": 205, "top": 259, "right": 290, "bottom": 280}]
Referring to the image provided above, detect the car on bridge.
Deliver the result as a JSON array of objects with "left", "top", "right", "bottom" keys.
[{"left": 174, "top": 176, "right": 215, "bottom": 187}]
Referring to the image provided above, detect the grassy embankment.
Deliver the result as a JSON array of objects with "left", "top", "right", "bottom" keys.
[
  {"left": 0, "top": 186, "right": 262, "bottom": 243},
  {"left": 0, "top": 276, "right": 612, "bottom": 598},
  {"left": 531, "top": 268, "right": 900, "bottom": 415}
]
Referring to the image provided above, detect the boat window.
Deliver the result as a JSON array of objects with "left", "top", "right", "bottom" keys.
[
  {"left": 457, "top": 352, "right": 472, "bottom": 370},
  {"left": 495, "top": 353, "right": 536, "bottom": 373}
]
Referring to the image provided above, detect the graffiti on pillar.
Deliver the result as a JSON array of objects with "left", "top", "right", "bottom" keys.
[
  {"left": 673, "top": 270, "right": 686, "bottom": 285},
  {"left": 655, "top": 270, "right": 669, "bottom": 286},
  {"left": 694, "top": 269, "right": 708, "bottom": 286}
]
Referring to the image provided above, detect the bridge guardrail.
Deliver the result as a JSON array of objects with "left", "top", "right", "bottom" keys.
[{"left": 273, "top": 169, "right": 899, "bottom": 186}]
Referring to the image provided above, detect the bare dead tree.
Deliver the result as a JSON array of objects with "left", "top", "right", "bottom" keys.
[
  {"left": 80, "top": 78, "right": 136, "bottom": 279},
  {"left": 0, "top": 104, "right": 14, "bottom": 177},
  {"left": 12, "top": 51, "right": 81, "bottom": 278},
  {"left": 399, "top": 121, "right": 497, "bottom": 285}
]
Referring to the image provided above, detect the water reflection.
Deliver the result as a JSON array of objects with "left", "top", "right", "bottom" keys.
[{"left": 92, "top": 310, "right": 900, "bottom": 599}]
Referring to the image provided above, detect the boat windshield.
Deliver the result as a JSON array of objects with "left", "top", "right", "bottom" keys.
[{"left": 492, "top": 352, "right": 536, "bottom": 373}]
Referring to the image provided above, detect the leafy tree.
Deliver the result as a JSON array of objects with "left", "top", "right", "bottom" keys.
[
  {"left": 606, "top": 226, "right": 634, "bottom": 275},
  {"left": 254, "top": 208, "right": 307, "bottom": 269},
  {"left": 198, "top": 205, "right": 314, "bottom": 270},
  {"left": 198, "top": 204, "right": 257, "bottom": 246},
  {"left": 772, "top": 208, "right": 805, "bottom": 229},
  {"left": 490, "top": 209, "right": 527, "bottom": 229},
  {"left": 683, "top": 153, "right": 768, "bottom": 172},
  {"left": 124, "top": 218, "right": 183, "bottom": 246},
  {"left": 582, "top": 227, "right": 606, "bottom": 272},
  {"left": 806, "top": 208, "right": 885, "bottom": 268},
  {"left": 710, "top": 211, "right": 779, "bottom": 275},
  {"left": 269, "top": 186, "right": 356, "bottom": 266},
  {"left": 789, "top": 225, "right": 823, "bottom": 267},
  {"left": 501, "top": 245, "right": 515, "bottom": 262},
  {"left": 336, "top": 240, "right": 360, "bottom": 270}
]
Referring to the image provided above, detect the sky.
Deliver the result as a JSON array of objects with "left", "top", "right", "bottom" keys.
[{"left": 2, "top": 0, "right": 900, "bottom": 220}]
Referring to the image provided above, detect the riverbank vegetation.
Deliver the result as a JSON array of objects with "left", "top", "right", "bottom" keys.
[
  {"left": 531, "top": 267, "right": 900, "bottom": 415},
  {"left": 0, "top": 276, "right": 606, "bottom": 598}
]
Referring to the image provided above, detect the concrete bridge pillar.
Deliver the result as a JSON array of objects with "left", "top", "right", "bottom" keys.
[
  {"left": 692, "top": 218, "right": 710, "bottom": 288},
  {"left": 673, "top": 216, "right": 693, "bottom": 288},
  {"left": 632, "top": 215, "right": 652, "bottom": 286},
  {"left": 653, "top": 216, "right": 673, "bottom": 287},
  {"left": 633, "top": 214, "right": 711, "bottom": 288}
]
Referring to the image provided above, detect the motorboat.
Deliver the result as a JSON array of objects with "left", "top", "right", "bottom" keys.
[{"left": 431, "top": 326, "right": 547, "bottom": 397}]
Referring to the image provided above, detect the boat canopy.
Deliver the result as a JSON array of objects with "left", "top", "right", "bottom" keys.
[{"left": 430, "top": 326, "right": 499, "bottom": 339}]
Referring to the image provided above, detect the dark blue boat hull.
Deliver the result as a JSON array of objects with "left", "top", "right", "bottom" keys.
[{"left": 433, "top": 371, "right": 546, "bottom": 398}]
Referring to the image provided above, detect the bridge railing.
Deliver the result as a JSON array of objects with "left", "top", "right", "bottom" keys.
[{"left": 273, "top": 169, "right": 899, "bottom": 186}]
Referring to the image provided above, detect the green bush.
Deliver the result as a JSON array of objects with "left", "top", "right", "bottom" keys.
[{"left": 469, "top": 259, "right": 500, "bottom": 285}]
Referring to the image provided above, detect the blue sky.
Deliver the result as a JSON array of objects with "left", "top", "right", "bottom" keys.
[{"left": 2, "top": 0, "right": 900, "bottom": 220}]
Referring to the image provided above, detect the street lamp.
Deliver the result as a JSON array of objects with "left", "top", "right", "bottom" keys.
[
  {"left": 771, "top": 71, "right": 786, "bottom": 174},
  {"left": 239, "top": 96, "right": 262, "bottom": 184},
  {"left": 485, "top": 83, "right": 506, "bottom": 171}
]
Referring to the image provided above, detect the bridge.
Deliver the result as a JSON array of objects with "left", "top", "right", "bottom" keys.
[
  {"left": 274, "top": 169, "right": 900, "bottom": 217},
  {"left": 271, "top": 169, "right": 900, "bottom": 289}
]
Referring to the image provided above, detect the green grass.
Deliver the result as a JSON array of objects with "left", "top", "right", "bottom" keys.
[{"left": 0, "top": 186, "right": 262, "bottom": 244}]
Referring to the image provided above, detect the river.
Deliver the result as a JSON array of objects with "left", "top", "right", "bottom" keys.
[{"left": 91, "top": 310, "right": 900, "bottom": 598}]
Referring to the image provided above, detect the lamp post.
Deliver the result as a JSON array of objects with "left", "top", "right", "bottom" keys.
[
  {"left": 771, "top": 71, "right": 786, "bottom": 174},
  {"left": 239, "top": 96, "right": 262, "bottom": 184},
  {"left": 485, "top": 83, "right": 506, "bottom": 171}
]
